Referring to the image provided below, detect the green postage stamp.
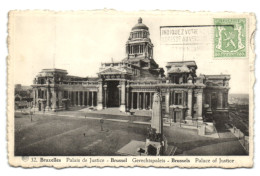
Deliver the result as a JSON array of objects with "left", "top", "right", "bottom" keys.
[{"left": 214, "top": 18, "right": 246, "bottom": 58}]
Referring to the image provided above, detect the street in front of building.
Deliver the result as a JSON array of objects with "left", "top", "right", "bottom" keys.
[{"left": 15, "top": 108, "right": 247, "bottom": 156}]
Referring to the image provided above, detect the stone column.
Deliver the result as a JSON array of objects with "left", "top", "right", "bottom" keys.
[
  {"left": 36, "top": 89, "right": 39, "bottom": 108},
  {"left": 143, "top": 92, "right": 146, "bottom": 109},
  {"left": 78, "top": 91, "right": 81, "bottom": 106},
  {"left": 131, "top": 92, "right": 134, "bottom": 109},
  {"left": 119, "top": 86, "right": 121, "bottom": 106},
  {"left": 222, "top": 93, "right": 226, "bottom": 108},
  {"left": 224, "top": 91, "right": 228, "bottom": 108},
  {"left": 183, "top": 91, "right": 186, "bottom": 106},
  {"left": 165, "top": 92, "right": 170, "bottom": 115},
  {"left": 137, "top": 92, "right": 140, "bottom": 109},
  {"left": 74, "top": 92, "right": 77, "bottom": 106},
  {"left": 95, "top": 92, "right": 98, "bottom": 107},
  {"left": 172, "top": 91, "right": 175, "bottom": 104},
  {"left": 126, "top": 85, "right": 130, "bottom": 111},
  {"left": 43, "top": 89, "right": 46, "bottom": 99},
  {"left": 46, "top": 88, "right": 50, "bottom": 111},
  {"left": 70, "top": 91, "right": 72, "bottom": 105},
  {"left": 187, "top": 89, "right": 193, "bottom": 119},
  {"left": 169, "top": 91, "right": 172, "bottom": 105},
  {"left": 86, "top": 91, "right": 89, "bottom": 107},
  {"left": 150, "top": 92, "right": 153, "bottom": 109},
  {"left": 58, "top": 91, "right": 63, "bottom": 109},
  {"left": 82, "top": 91, "right": 85, "bottom": 106},
  {"left": 68, "top": 91, "right": 71, "bottom": 107},
  {"left": 70, "top": 91, "right": 73, "bottom": 106},
  {"left": 51, "top": 89, "right": 57, "bottom": 111},
  {"left": 91, "top": 91, "right": 94, "bottom": 107},
  {"left": 73, "top": 91, "right": 76, "bottom": 106},
  {"left": 97, "top": 81, "right": 103, "bottom": 110},
  {"left": 145, "top": 93, "right": 148, "bottom": 109},
  {"left": 120, "top": 80, "right": 126, "bottom": 112},
  {"left": 196, "top": 89, "right": 203, "bottom": 120},
  {"left": 103, "top": 85, "right": 107, "bottom": 108},
  {"left": 33, "top": 89, "right": 36, "bottom": 107},
  {"left": 217, "top": 91, "right": 223, "bottom": 109}
]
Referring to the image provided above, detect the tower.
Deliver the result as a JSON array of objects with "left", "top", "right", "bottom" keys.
[
  {"left": 123, "top": 17, "right": 164, "bottom": 78},
  {"left": 125, "top": 18, "right": 154, "bottom": 67}
]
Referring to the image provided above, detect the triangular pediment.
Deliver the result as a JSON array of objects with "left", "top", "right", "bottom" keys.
[{"left": 99, "top": 67, "right": 126, "bottom": 74}]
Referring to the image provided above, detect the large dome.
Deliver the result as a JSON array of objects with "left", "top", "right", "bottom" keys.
[{"left": 131, "top": 17, "right": 149, "bottom": 30}]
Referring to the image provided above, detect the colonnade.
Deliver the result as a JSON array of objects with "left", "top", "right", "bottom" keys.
[
  {"left": 68, "top": 90, "right": 97, "bottom": 107},
  {"left": 127, "top": 44, "right": 145, "bottom": 54},
  {"left": 130, "top": 92, "right": 154, "bottom": 110},
  {"left": 33, "top": 88, "right": 98, "bottom": 111},
  {"left": 166, "top": 89, "right": 202, "bottom": 119},
  {"left": 32, "top": 85, "right": 228, "bottom": 116},
  {"left": 206, "top": 89, "right": 228, "bottom": 110}
]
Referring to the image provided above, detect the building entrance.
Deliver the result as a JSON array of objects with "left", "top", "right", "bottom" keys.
[
  {"left": 107, "top": 81, "right": 120, "bottom": 107},
  {"left": 211, "top": 92, "right": 218, "bottom": 110},
  {"left": 38, "top": 102, "right": 41, "bottom": 111}
]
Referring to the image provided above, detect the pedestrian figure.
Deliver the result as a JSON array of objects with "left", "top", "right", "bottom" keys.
[
  {"left": 100, "top": 119, "right": 104, "bottom": 131},
  {"left": 83, "top": 133, "right": 86, "bottom": 137},
  {"left": 30, "top": 111, "right": 33, "bottom": 122}
]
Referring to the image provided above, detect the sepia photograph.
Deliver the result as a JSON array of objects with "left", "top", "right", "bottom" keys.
[{"left": 7, "top": 10, "right": 255, "bottom": 167}]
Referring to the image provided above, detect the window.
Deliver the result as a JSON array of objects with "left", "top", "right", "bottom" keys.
[
  {"left": 172, "top": 76, "right": 180, "bottom": 84},
  {"left": 183, "top": 75, "right": 187, "bottom": 83},
  {"left": 38, "top": 89, "right": 44, "bottom": 99},
  {"left": 175, "top": 93, "right": 182, "bottom": 105},
  {"left": 142, "top": 62, "right": 148, "bottom": 67},
  {"left": 162, "top": 96, "right": 165, "bottom": 103},
  {"left": 40, "top": 78, "right": 45, "bottom": 84},
  {"left": 64, "top": 91, "right": 68, "bottom": 99}
]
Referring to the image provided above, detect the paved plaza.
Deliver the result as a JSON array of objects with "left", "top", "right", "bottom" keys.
[{"left": 15, "top": 109, "right": 247, "bottom": 156}]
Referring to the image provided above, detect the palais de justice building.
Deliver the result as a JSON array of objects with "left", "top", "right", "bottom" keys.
[{"left": 32, "top": 18, "right": 230, "bottom": 123}]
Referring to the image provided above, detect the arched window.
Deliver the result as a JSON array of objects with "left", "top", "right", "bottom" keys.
[{"left": 40, "top": 79, "right": 45, "bottom": 84}]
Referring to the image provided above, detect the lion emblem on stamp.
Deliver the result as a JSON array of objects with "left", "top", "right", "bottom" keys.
[{"left": 214, "top": 18, "right": 246, "bottom": 57}]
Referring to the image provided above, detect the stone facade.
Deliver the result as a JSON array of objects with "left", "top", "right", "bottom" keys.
[{"left": 32, "top": 18, "right": 230, "bottom": 122}]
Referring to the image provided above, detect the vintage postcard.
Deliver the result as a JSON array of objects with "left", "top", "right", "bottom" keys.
[{"left": 8, "top": 10, "right": 255, "bottom": 168}]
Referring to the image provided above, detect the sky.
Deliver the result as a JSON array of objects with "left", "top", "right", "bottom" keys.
[{"left": 11, "top": 11, "right": 251, "bottom": 94}]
